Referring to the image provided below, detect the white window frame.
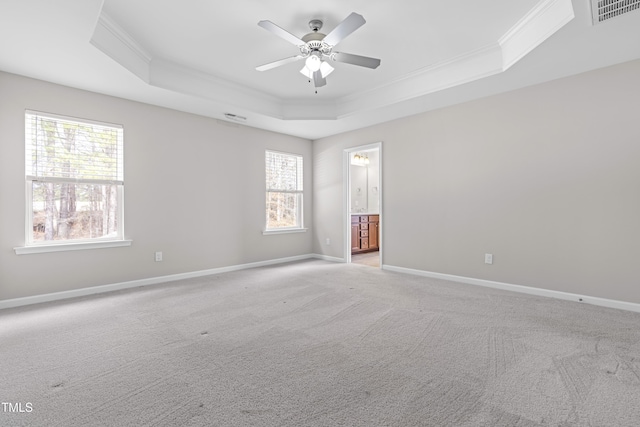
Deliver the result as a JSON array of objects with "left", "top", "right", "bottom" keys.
[
  {"left": 15, "top": 110, "right": 131, "bottom": 255},
  {"left": 263, "top": 150, "right": 306, "bottom": 235}
]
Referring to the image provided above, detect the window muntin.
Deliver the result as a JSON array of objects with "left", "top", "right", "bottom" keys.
[
  {"left": 265, "top": 150, "right": 303, "bottom": 230},
  {"left": 25, "top": 111, "right": 124, "bottom": 245}
]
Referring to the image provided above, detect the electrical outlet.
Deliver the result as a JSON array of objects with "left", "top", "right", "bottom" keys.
[
  {"left": 155, "top": 251, "right": 163, "bottom": 262},
  {"left": 484, "top": 253, "right": 493, "bottom": 265},
  {"left": 326, "top": 238, "right": 331, "bottom": 245}
]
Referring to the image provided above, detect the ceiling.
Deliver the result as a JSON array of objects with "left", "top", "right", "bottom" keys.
[{"left": 1, "top": 0, "right": 639, "bottom": 139}]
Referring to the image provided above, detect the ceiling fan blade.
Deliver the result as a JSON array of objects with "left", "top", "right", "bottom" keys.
[
  {"left": 258, "top": 20, "right": 305, "bottom": 46},
  {"left": 256, "top": 55, "right": 304, "bottom": 71},
  {"left": 322, "top": 12, "right": 366, "bottom": 46},
  {"left": 332, "top": 52, "right": 381, "bottom": 69},
  {"left": 313, "top": 70, "right": 326, "bottom": 88}
]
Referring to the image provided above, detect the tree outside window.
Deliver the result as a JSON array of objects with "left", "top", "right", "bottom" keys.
[
  {"left": 265, "top": 150, "right": 303, "bottom": 230},
  {"left": 25, "top": 111, "right": 124, "bottom": 245}
]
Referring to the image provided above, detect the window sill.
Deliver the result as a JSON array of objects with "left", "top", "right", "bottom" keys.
[
  {"left": 262, "top": 228, "right": 308, "bottom": 235},
  {"left": 14, "top": 240, "right": 132, "bottom": 255}
]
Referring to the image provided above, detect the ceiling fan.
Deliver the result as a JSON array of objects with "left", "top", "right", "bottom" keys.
[{"left": 256, "top": 12, "right": 381, "bottom": 89}]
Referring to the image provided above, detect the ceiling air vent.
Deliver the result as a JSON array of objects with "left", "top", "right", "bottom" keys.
[{"left": 591, "top": 0, "right": 640, "bottom": 24}]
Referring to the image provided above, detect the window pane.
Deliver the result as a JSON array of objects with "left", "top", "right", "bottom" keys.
[
  {"left": 26, "top": 112, "right": 123, "bottom": 183},
  {"left": 266, "top": 192, "right": 299, "bottom": 229},
  {"left": 266, "top": 151, "right": 302, "bottom": 191},
  {"left": 265, "top": 150, "right": 303, "bottom": 230},
  {"left": 32, "top": 182, "right": 121, "bottom": 242}
]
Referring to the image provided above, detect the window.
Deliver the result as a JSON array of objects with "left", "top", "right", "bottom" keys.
[
  {"left": 265, "top": 150, "right": 304, "bottom": 232},
  {"left": 24, "top": 110, "right": 124, "bottom": 247}
]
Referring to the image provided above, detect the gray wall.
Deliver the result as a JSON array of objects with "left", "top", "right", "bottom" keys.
[
  {"left": 3, "top": 59, "right": 640, "bottom": 306},
  {"left": 313, "top": 59, "right": 640, "bottom": 304},
  {"left": 0, "top": 72, "right": 313, "bottom": 301}
]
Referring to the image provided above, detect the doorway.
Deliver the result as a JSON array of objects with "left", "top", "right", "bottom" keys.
[{"left": 344, "top": 142, "right": 382, "bottom": 268}]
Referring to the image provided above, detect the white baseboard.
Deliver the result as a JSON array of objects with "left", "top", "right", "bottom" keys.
[
  {"left": 382, "top": 264, "right": 640, "bottom": 313},
  {"left": 0, "top": 254, "right": 317, "bottom": 310},
  {"left": 311, "top": 254, "right": 346, "bottom": 263},
  {"left": 5, "top": 256, "right": 638, "bottom": 314}
]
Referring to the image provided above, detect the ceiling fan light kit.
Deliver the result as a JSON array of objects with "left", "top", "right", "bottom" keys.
[
  {"left": 256, "top": 12, "right": 381, "bottom": 90},
  {"left": 305, "top": 52, "right": 322, "bottom": 72}
]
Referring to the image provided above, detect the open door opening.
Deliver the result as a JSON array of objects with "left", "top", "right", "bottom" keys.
[{"left": 344, "top": 143, "right": 382, "bottom": 268}]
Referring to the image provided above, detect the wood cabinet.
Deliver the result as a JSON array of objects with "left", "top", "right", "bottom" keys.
[{"left": 351, "top": 215, "right": 379, "bottom": 254}]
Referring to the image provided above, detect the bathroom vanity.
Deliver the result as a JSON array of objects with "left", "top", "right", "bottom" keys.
[{"left": 351, "top": 214, "right": 379, "bottom": 254}]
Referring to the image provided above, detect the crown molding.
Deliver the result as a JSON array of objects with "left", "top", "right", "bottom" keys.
[
  {"left": 338, "top": 0, "right": 575, "bottom": 118},
  {"left": 89, "top": 0, "right": 575, "bottom": 122},
  {"left": 499, "top": 0, "right": 575, "bottom": 70},
  {"left": 337, "top": 43, "right": 504, "bottom": 119},
  {"left": 90, "top": 11, "right": 152, "bottom": 83},
  {"left": 148, "top": 58, "right": 284, "bottom": 119}
]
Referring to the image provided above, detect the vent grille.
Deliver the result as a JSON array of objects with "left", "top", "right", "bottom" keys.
[{"left": 591, "top": 0, "right": 640, "bottom": 24}]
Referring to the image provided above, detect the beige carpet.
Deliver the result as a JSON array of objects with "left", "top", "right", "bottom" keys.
[{"left": 1, "top": 259, "right": 640, "bottom": 426}]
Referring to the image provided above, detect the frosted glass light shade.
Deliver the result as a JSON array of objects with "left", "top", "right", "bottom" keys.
[
  {"left": 320, "top": 61, "right": 334, "bottom": 78},
  {"left": 305, "top": 54, "right": 321, "bottom": 71},
  {"left": 300, "top": 60, "right": 334, "bottom": 79}
]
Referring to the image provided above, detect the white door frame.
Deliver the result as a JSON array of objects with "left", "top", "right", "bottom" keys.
[{"left": 343, "top": 142, "right": 382, "bottom": 266}]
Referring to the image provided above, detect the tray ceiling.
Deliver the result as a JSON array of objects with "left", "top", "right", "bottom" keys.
[{"left": 1, "top": 0, "right": 639, "bottom": 139}]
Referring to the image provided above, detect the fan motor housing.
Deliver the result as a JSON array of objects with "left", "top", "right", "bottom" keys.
[{"left": 302, "top": 32, "right": 326, "bottom": 43}]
